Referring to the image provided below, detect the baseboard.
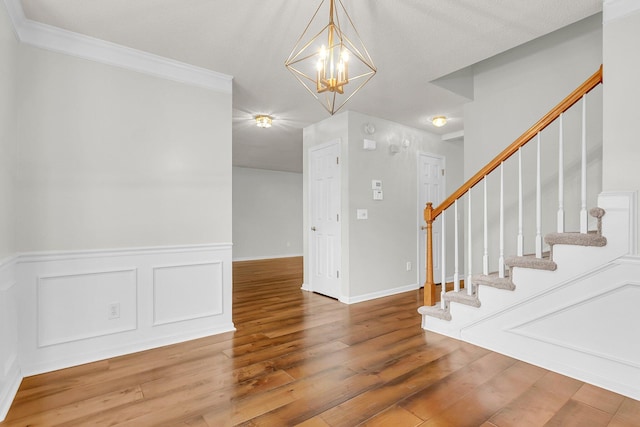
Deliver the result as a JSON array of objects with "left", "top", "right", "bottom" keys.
[
  {"left": 232, "top": 254, "right": 303, "bottom": 262},
  {"left": 340, "top": 283, "right": 420, "bottom": 305},
  {"left": 0, "top": 359, "right": 21, "bottom": 422},
  {"left": 22, "top": 323, "right": 236, "bottom": 377}
]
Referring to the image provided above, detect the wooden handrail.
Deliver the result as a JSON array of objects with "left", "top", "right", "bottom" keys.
[
  {"left": 428, "top": 65, "right": 603, "bottom": 223},
  {"left": 422, "top": 65, "right": 603, "bottom": 307}
]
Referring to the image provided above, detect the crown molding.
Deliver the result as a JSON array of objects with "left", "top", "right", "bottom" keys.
[
  {"left": 2, "top": 0, "right": 232, "bottom": 93},
  {"left": 603, "top": 0, "right": 640, "bottom": 23}
]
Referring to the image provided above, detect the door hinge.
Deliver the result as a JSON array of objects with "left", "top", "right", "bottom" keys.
[
  {"left": 441, "top": 169, "right": 445, "bottom": 176},
  {"left": 336, "top": 270, "right": 340, "bottom": 278},
  {"left": 337, "top": 213, "right": 339, "bottom": 221},
  {"left": 336, "top": 157, "right": 339, "bottom": 165}
]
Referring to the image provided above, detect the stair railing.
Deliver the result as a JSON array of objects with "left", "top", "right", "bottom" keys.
[{"left": 423, "top": 66, "right": 603, "bottom": 307}]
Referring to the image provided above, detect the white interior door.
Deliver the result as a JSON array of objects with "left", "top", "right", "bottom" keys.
[
  {"left": 309, "top": 140, "right": 341, "bottom": 299},
  {"left": 419, "top": 152, "right": 445, "bottom": 287}
]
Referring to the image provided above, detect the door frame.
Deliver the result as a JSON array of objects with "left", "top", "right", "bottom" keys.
[
  {"left": 416, "top": 151, "right": 446, "bottom": 288},
  {"left": 307, "top": 139, "right": 342, "bottom": 299}
]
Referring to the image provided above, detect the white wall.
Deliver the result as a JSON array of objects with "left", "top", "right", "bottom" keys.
[
  {"left": 464, "top": 14, "right": 603, "bottom": 269},
  {"left": 232, "top": 167, "right": 303, "bottom": 260},
  {"left": 346, "top": 112, "right": 464, "bottom": 301},
  {"left": 303, "top": 111, "right": 464, "bottom": 302},
  {"left": 15, "top": 45, "right": 232, "bottom": 252},
  {"left": 0, "top": 3, "right": 235, "bottom": 418},
  {"left": 0, "top": 3, "right": 20, "bottom": 420},
  {"left": 0, "top": 0, "right": 17, "bottom": 260},
  {"left": 603, "top": 2, "right": 640, "bottom": 254}
]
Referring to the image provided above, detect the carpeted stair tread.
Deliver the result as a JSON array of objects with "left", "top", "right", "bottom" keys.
[
  {"left": 418, "top": 305, "right": 451, "bottom": 321},
  {"left": 444, "top": 290, "right": 481, "bottom": 307},
  {"left": 472, "top": 273, "right": 515, "bottom": 290},
  {"left": 505, "top": 254, "right": 557, "bottom": 271},
  {"left": 544, "top": 232, "right": 607, "bottom": 247}
]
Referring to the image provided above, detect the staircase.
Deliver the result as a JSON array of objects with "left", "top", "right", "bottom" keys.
[{"left": 418, "top": 67, "right": 640, "bottom": 400}]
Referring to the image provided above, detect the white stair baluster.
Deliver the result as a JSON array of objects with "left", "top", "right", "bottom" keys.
[
  {"left": 454, "top": 199, "right": 460, "bottom": 292},
  {"left": 467, "top": 190, "right": 473, "bottom": 295},
  {"left": 580, "top": 94, "right": 588, "bottom": 233},
  {"left": 558, "top": 113, "right": 565, "bottom": 233},
  {"left": 536, "top": 133, "right": 543, "bottom": 258},
  {"left": 499, "top": 163, "right": 505, "bottom": 278},
  {"left": 441, "top": 211, "right": 446, "bottom": 309},
  {"left": 483, "top": 176, "right": 489, "bottom": 275},
  {"left": 517, "top": 147, "right": 523, "bottom": 256}
]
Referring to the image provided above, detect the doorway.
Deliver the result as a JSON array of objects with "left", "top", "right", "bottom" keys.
[
  {"left": 418, "top": 152, "right": 445, "bottom": 287},
  {"left": 308, "top": 140, "right": 341, "bottom": 299}
]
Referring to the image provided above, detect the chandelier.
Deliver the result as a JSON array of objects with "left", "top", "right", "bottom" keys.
[{"left": 285, "top": 0, "right": 376, "bottom": 115}]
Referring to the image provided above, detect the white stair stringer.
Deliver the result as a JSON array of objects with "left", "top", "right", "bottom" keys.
[{"left": 420, "top": 191, "right": 638, "bottom": 398}]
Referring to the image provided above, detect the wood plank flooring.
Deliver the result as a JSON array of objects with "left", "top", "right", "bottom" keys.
[{"left": 2, "top": 256, "right": 639, "bottom": 426}]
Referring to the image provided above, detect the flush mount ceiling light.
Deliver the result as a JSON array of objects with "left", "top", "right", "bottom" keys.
[
  {"left": 432, "top": 116, "right": 447, "bottom": 127},
  {"left": 255, "top": 115, "right": 273, "bottom": 128},
  {"left": 285, "top": 0, "right": 376, "bottom": 115}
]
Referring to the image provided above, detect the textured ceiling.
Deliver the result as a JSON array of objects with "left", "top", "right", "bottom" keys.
[{"left": 20, "top": 0, "right": 602, "bottom": 172}]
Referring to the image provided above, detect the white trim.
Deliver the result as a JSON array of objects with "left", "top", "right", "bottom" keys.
[
  {"left": 0, "top": 256, "right": 17, "bottom": 291},
  {"left": 2, "top": 0, "right": 232, "bottom": 93},
  {"left": 152, "top": 261, "right": 224, "bottom": 326},
  {"left": 17, "top": 243, "right": 233, "bottom": 263},
  {"left": 506, "top": 282, "right": 640, "bottom": 369},
  {"left": 232, "top": 254, "right": 303, "bottom": 262},
  {"left": 36, "top": 268, "right": 139, "bottom": 347},
  {"left": 0, "top": 361, "right": 21, "bottom": 422},
  {"left": 23, "top": 323, "right": 236, "bottom": 377},
  {"left": 603, "top": 0, "right": 640, "bottom": 23},
  {"left": 340, "top": 283, "right": 420, "bottom": 305},
  {"left": 16, "top": 243, "right": 235, "bottom": 377},
  {"left": 441, "top": 130, "right": 464, "bottom": 142}
]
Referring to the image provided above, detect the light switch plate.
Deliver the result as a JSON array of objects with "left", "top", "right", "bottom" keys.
[
  {"left": 373, "top": 190, "right": 383, "bottom": 200},
  {"left": 371, "top": 179, "right": 382, "bottom": 190},
  {"left": 356, "top": 209, "right": 368, "bottom": 219},
  {"left": 363, "top": 139, "right": 376, "bottom": 151}
]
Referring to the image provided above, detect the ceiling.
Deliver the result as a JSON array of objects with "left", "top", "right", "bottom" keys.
[{"left": 19, "top": 0, "right": 602, "bottom": 173}]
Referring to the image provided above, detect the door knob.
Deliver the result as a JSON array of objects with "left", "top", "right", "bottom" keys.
[{"left": 311, "top": 226, "right": 317, "bottom": 231}]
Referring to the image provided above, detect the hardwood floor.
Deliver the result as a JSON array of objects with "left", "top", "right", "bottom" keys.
[{"left": 2, "top": 256, "right": 639, "bottom": 426}]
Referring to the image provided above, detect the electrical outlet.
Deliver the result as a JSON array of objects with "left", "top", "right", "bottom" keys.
[
  {"left": 406, "top": 261, "right": 412, "bottom": 271},
  {"left": 108, "top": 302, "right": 120, "bottom": 320}
]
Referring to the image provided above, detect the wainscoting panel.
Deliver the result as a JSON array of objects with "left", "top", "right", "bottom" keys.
[
  {"left": 153, "top": 261, "right": 223, "bottom": 326},
  {"left": 0, "top": 256, "right": 20, "bottom": 422},
  {"left": 37, "top": 269, "right": 137, "bottom": 347},
  {"left": 460, "top": 260, "right": 640, "bottom": 400},
  {"left": 16, "top": 244, "right": 234, "bottom": 376}
]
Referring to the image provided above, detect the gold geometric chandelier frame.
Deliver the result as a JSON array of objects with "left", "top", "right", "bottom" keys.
[{"left": 285, "top": 0, "right": 376, "bottom": 115}]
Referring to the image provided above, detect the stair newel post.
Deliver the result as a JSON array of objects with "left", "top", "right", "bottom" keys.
[
  {"left": 424, "top": 202, "right": 436, "bottom": 307},
  {"left": 580, "top": 94, "right": 588, "bottom": 233}
]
